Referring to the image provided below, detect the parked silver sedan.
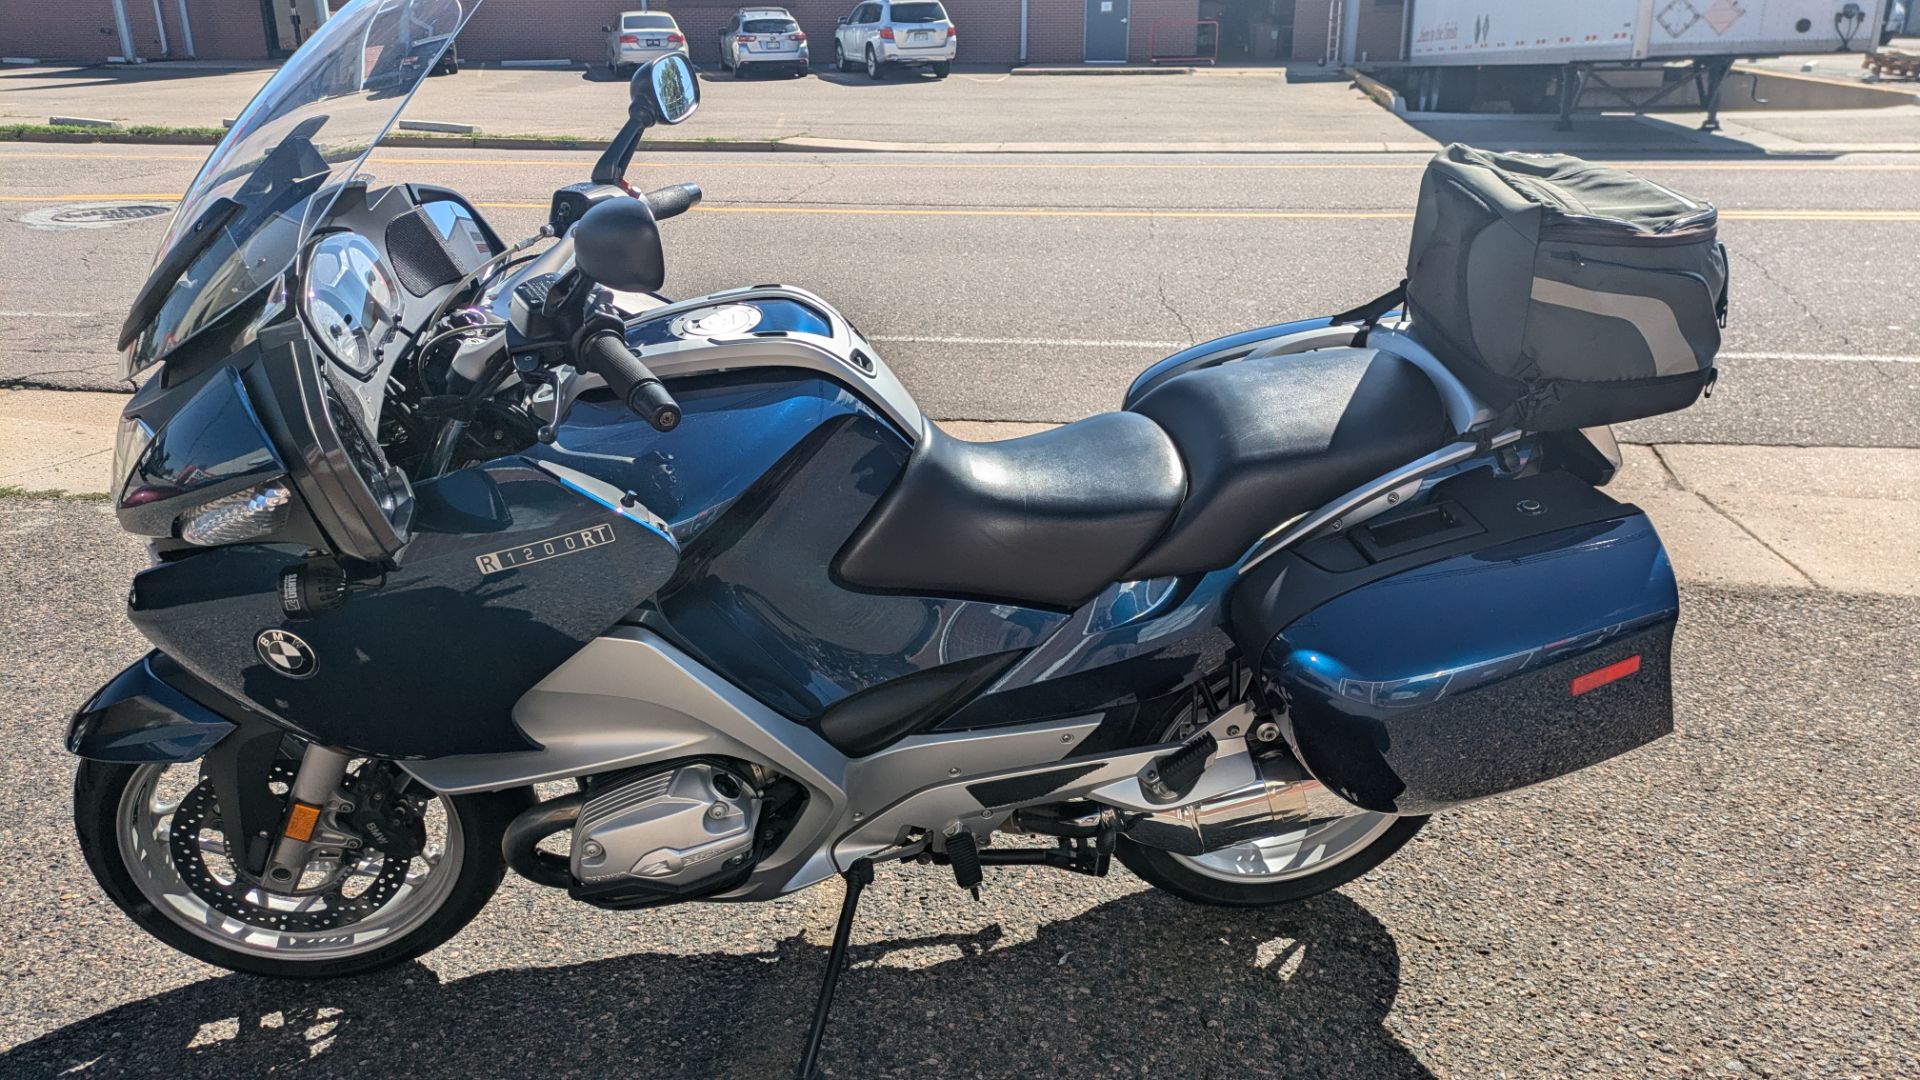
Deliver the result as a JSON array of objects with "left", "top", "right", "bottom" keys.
[
  {"left": 604, "top": 11, "right": 689, "bottom": 77},
  {"left": 718, "top": 7, "right": 811, "bottom": 78}
]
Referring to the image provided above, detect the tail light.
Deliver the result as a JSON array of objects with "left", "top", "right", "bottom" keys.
[
  {"left": 1571, "top": 654, "right": 1643, "bottom": 697},
  {"left": 790, "top": 31, "right": 807, "bottom": 42},
  {"left": 668, "top": 33, "right": 685, "bottom": 44},
  {"left": 736, "top": 34, "right": 753, "bottom": 42},
  {"left": 619, "top": 34, "right": 639, "bottom": 44},
  {"left": 879, "top": 26, "right": 894, "bottom": 39},
  {"left": 948, "top": 25, "right": 957, "bottom": 39}
]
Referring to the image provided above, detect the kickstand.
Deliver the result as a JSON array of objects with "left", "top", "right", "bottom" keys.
[{"left": 795, "top": 858, "right": 875, "bottom": 1080}]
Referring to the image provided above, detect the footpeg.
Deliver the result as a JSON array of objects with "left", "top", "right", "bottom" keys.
[
  {"left": 1140, "top": 731, "right": 1217, "bottom": 805},
  {"left": 944, "top": 827, "right": 983, "bottom": 897}
]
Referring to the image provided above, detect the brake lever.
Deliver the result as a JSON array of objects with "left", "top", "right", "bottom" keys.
[{"left": 513, "top": 352, "right": 586, "bottom": 444}]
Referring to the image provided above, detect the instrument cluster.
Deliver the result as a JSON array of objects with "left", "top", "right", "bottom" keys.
[{"left": 302, "top": 232, "right": 404, "bottom": 377}]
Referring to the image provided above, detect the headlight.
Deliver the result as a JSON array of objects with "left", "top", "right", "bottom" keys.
[
  {"left": 110, "top": 415, "right": 155, "bottom": 500},
  {"left": 177, "top": 478, "right": 293, "bottom": 546}
]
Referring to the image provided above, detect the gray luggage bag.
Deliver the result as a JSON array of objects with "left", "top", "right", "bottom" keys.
[{"left": 1397, "top": 145, "right": 1728, "bottom": 431}]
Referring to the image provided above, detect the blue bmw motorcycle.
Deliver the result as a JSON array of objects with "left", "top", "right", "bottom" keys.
[{"left": 68, "top": 3, "right": 1721, "bottom": 1075}]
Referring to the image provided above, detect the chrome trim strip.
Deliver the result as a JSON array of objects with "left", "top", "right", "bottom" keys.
[
  {"left": 625, "top": 284, "right": 925, "bottom": 441},
  {"left": 1237, "top": 429, "right": 1522, "bottom": 575},
  {"left": 1367, "top": 326, "right": 1496, "bottom": 434},
  {"left": 1123, "top": 322, "right": 1360, "bottom": 406}
]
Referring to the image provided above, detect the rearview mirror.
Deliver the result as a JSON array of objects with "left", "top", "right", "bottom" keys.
[
  {"left": 631, "top": 54, "right": 699, "bottom": 125},
  {"left": 838, "top": 15, "right": 849, "bottom": 23},
  {"left": 601, "top": 24, "right": 611, "bottom": 32}
]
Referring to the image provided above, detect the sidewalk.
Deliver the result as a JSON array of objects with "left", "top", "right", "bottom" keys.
[{"left": 9, "top": 390, "right": 1915, "bottom": 596}]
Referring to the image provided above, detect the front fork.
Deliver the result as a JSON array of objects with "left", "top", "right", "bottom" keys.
[{"left": 258, "top": 744, "right": 355, "bottom": 891}]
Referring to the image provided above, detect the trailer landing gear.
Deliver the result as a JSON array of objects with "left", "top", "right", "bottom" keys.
[{"left": 1554, "top": 56, "right": 1737, "bottom": 133}]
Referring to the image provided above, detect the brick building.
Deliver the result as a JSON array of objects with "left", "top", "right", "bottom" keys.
[{"left": 0, "top": 0, "right": 1410, "bottom": 67}]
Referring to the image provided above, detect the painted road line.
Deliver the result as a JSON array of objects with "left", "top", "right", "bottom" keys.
[
  {"left": 9, "top": 148, "right": 1920, "bottom": 171},
  {"left": 875, "top": 336, "right": 1920, "bottom": 364},
  {"left": 4, "top": 192, "right": 1919, "bottom": 222},
  {"left": 0, "top": 194, "right": 181, "bottom": 202}
]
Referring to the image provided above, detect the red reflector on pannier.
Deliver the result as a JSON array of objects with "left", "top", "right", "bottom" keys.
[{"left": 1571, "top": 654, "right": 1641, "bottom": 696}]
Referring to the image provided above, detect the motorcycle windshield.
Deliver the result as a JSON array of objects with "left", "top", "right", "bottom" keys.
[{"left": 123, "top": 0, "right": 474, "bottom": 378}]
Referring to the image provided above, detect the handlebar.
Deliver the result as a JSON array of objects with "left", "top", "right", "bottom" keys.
[
  {"left": 640, "top": 183, "right": 702, "bottom": 222},
  {"left": 578, "top": 330, "right": 681, "bottom": 432}
]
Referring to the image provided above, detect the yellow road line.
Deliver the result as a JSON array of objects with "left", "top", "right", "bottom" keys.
[
  {"left": 5, "top": 191, "right": 1916, "bottom": 221},
  {"left": 0, "top": 193, "right": 181, "bottom": 201},
  {"left": 5, "top": 148, "right": 1920, "bottom": 171}
]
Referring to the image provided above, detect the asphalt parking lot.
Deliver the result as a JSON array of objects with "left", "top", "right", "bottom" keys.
[{"left": 0, "top": 498, "right": 1915, "bottom": 1078}]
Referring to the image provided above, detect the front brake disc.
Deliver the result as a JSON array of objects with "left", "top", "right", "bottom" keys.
[{"left": 166, "top": 764, "right": 410, "bottom": 932}]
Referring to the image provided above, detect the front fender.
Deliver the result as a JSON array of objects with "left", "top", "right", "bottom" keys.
[{"left": 68, "top": 652, "right": 239, "bottom": 763}]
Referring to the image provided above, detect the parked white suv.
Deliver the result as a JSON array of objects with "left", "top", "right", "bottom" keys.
[
  {"left": 834, "top": 0, "right": 956, "bottom": 80},
  {"left": 719, "top": 7, "right": 811, "bottom": 78}
]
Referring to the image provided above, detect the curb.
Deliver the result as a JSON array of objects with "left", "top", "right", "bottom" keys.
[
  {"left": 5, "top": 127, "right": 1920, "bottom": 156},
  {"left": 1010, "top": 66, "right": 1194, "bottom": 76},
  {"left": 1345, "top": 68, "right": 1405, "bottom": 115}
]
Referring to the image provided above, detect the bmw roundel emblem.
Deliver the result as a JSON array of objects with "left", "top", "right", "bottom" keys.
[{"left": 256, "top": 628, "right": 318, "bottom": 679}]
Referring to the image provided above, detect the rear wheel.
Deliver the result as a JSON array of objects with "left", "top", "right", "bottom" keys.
[
  {"left": 866, "top": 47, "right": 885, "bottom": 80},
  {"left": 931, "top": 61, "right": 951, "bottom": 78},
  {"left": 75, "top": 758, "right": 521, "bottom": 978},
  {"left": 733, "top": 60, "right": 747, "bottom": 79},
  {"left": 1119, "top": 813, "right": 1427, "bottom": 907}
]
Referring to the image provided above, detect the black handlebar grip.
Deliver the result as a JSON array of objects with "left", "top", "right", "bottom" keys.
[
  {"left": 641, "top": 183, "right": 703, "bottom": 222},
  {"left": 579, "top": 330, "right": 681, "bottom": 431}
]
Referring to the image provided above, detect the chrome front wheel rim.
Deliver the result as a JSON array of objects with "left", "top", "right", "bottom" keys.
[
  {"left": 116, "top": 762, "right": 464, "bottom": 961},
  {"left": 1169, "top": 811, "right": 1398, "bottom": 884}
]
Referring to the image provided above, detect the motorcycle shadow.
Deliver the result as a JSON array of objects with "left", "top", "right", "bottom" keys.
[{"left": 3, "top": 888, "right": 1435, "bottom": 1079}]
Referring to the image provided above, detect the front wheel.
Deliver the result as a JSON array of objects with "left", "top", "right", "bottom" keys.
[
  {"left": 1118, "top": 813, "right": 1427, "bottom": 907},
  {"left": 75, "top": 759, "right": 521, "bottom": 978}
]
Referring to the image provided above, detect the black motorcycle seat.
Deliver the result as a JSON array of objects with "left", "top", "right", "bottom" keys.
[
  {"left": 1122, "top": 347, "right": 1453, "bottom": 579},
  {"left": 835, "top": 413, "right": 1186, "bottom": 609},
  {"left": 837, "top": 347, "right": 1451, "bottom": 610}
]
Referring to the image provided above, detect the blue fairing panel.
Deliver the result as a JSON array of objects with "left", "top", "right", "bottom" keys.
[
  {"left": 1271, "top": 514, "right": 1679, "bottom": 814},
  {"left": 68, "top": 653, "right": 239, "bottom": 763},
  {"left": 127, "top": 459, "right": 680, "bottom": 758},
  {"left": 533, "top": 373, "right": 864, "bottom": 544}
]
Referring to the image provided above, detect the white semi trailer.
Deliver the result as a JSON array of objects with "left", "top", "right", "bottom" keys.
[{"left": 1392, "top": 0, "right": 1891, "bottom": 128}]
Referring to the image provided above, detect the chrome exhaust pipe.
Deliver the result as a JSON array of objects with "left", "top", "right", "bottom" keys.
[
  {"left": 1120, "top": 755, "right": 1365, "bottom": 857},
  {"left": 503, "top": 792, "right": 583, "bottom": 888}
]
